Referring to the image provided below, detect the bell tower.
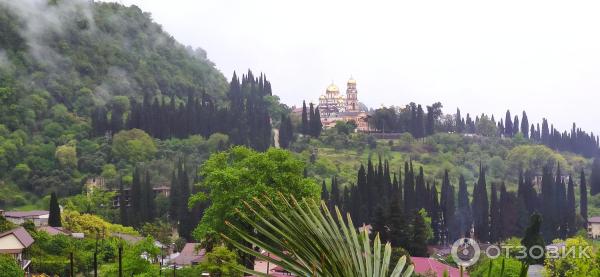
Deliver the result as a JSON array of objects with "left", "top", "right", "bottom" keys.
[{"left": 346, "top": 77, "right": 358, "bottom": 112}]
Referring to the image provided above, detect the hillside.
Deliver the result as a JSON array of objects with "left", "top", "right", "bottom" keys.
[
  {"left": 0, "top": 0, "right": 229, "bottom": 205},
  {"left": 297, "top": 129, "right": 600, "bottom": 216}
]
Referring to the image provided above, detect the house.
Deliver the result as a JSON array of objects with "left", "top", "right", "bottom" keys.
[
  {"left": 4, "top": 210, "right": 49, "bottom": 226},
  {"left": 588, "top": 216, "right": 600, "bottom": 239},
  {"left": 253, "top": 252, "right": 296, "bottom": 276},
  {"left": 411, "top": 257, "right": 466, "bottom": 277},
  {"left": 111, "top": 233, "right": 164, "bottom": 248},
  {"left": 171, "top": 243, "right": 206, "bottom": 267},
  {"left": 37, "top": 226, "right": 70, "bottom": 236},
  {"left": 0, "top": 227, "right": 35, "bottom": 272},
  {"left": 112, "top": 185, "right": 171, "bottom": 207}
]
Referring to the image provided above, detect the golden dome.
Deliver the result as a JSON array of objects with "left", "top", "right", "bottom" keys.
[
  {"left": 348, "top": 77, "right": 356, "bottom": 84},
  {"left": 326, "top": 84, "right": 339, "bottom": 92},
  {"left": 319, "top": 95, "right": 326, "bottom": 99}
]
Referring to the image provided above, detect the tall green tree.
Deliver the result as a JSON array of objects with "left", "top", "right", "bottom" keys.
[
  {"left": 521, "top": 111, "right": 529, "bottom": 138},
  {"left": 278, "top": 114, "right": 294, "bottom": 149},
  {"left": 48, "top": 192, "right": 61, "bottom": 227},
  {"left": 489, "top": 183, "right": 501, "bottom": 243},
  {"left": 457, "top": 175, "right": 472, "bottom": 238},
  {"left": 472, "top": 165, "right": 490, "bottom": 242},
  {"left": 521, "top": 213, "right": 545, "bottom": 265},
  {"left": 591, "top": 157, "right": 600, "bottom": 195},
  {"left": 119, "top": 177, "right": 128, "bottom": 226},
  {"left": 130, "top": 167, "right": 142, "bottom": 227},
  {"left": 301, "top": 100, "right": 308, "bottom": 135},
  {"left": 190, "top": 146, "right": 320, "bottom": 247},
  {"left": 409, "top": 210, "right": 429, "bottom": 257},
  {"left": 580, "top": 169, "right": 588, "bottom": 226},
  {"left": 566, "top": 174, "right": 576, "bottom": 236}
]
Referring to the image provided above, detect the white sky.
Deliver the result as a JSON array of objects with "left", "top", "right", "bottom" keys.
[{"left": 105, "top": 0, "right": 600, "bottom": 135}]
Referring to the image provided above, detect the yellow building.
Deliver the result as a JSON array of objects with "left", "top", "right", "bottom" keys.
[{"left": 317, "top": 78, "right": 369, "bottom": 131}]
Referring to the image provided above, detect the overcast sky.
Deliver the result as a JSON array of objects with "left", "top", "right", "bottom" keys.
[{"left": 106, "top": 0, "right": 600, "bottom": 135}]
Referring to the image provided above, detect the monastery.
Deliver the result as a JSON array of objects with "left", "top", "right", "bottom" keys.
[{"left": 317, "top": 78, "right": 369, "bottom": 131}]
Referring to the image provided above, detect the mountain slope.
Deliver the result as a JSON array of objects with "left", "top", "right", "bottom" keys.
[{"left": 0, "top": 0, "right": 227, "bottom": 131}]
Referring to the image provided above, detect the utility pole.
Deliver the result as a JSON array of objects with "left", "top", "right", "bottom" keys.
[
  {"left": 69, "top": 252, "right": 74, "bottom": 277},
  {"left": 118, "top": 245, "right": 123, "bottom": 277}
]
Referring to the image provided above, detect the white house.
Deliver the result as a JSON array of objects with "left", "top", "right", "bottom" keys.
[
  {"left": 4, "top": 210, "right": 50, "bottom": 226},
  {"left": 0, "top": 227, "right": 35, "bottom": 272}
]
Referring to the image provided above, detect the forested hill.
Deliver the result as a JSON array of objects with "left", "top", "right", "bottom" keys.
[
  {"left": 0, "top": 0, "right": 260, "bottom": 206},
  {"left": 0, "top": 0, "right": 228, "bottom": 132}
]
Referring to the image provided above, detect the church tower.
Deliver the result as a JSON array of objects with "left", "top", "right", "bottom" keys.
[{"left": 345, "top": 77, "right": 359, "bottom": 112}]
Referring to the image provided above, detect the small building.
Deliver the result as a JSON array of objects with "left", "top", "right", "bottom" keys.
[
  {"left": 411, "top": 257, "right": 466, "bottom": 277},
  {"left": 588, "top": 216, "right": 600, "bottom": 239},
  {"left": 37, "top": 226, "right": 70, "bottom": 236},
  {"left": 4, "top": 210, "right": 49, "bottom": 226},
  {"left": 112, "top": 185, "right": 171, "bottom": 207},
  {"left": 171, "top": 243, "right": 206, "bottom": 267},
  {"left": 0, "top": 227, "right": 35, "bottom": 272}
]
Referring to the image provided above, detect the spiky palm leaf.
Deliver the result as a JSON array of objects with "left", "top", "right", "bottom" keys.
[{"left": 222, "top": 194, "right": 414, "bottom": 277}]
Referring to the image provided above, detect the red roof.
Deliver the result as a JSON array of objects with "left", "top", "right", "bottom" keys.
[
  {"left": 172, "top": 243, "right": 206, "bottom": 266},
  {"left": 0, "top": 227, "right": 34, "bottom": 248},
  {"left": 412, "top": 257, "right": 466, "bottom": 277}
]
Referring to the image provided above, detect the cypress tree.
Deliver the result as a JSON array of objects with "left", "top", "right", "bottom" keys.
[
  {"left": 330, "top": 176, "right": 340, "bottom": 210},
  {"left": 555, "top": 165, "right": 567, "bottom": 239},
  {"left": 580, "top": 169, "right": 588, "bottom": 226},
  {"left": 388, "top": 192, "right": 410, "bottom": 248},
  {"left": 119, "top": 177, "right": 128, "bottom": 226},
  {"left": 566, "top": 175, "right": 576, "bottom": 236},
  {"left": 473, "top": 165, "right": 490, "bottom": 242},
  {"left": 489, "top": 183, "right": 501, "bottom": 242},
  {"left": 500, "top": 183, "right": 520, "bottom": 239},
  {"left": 169, "top": 168, "right": 179, "bottom": 223},
  {"left": 177, "top": 164, "right": 192, "bottom": 240},
  {"left": 48, "top": 192, "right": 61, "bottom": 227},
  {"left": 309, "top": 102, "right": 316, "bottom": 136},
  {"left": 403, "top": 161, "right": 415, "bottom": 212},
  {"left": 130, "top": 167, "right": 142, "bottom": 227},
  {"left": 504, "top": 110, "right": 513, "bottom": 137},
  {"left": 430, "top": 184, "right": 442, "bottom": 244},
  {"left": 513, "top": 115, "right": 520, "bottom": 136},
  {"left": 540, "top": 165, "right": 555, "bottom": 241},
  {"left": 457, "top": 175, "right": 472, "bottom": 238},
  {"left": 591, "top": 157, "right": 600, "bottom": 195},
  {"left": 301, "top": 100, "right": 308, "bottom": 135},
  {"left": 321, "top": 180, "right": 329, "bottom": 202},
  {"left": 278, "top": 114, "right": 293, "bottom": 149},
  {"left": 410, "top": 210, "right": 429, "bottom": 257},
  {"left": 440, "top": 170, "right": 456, "bottom": 242},
  {"left": 521, "top": 213, "right": 546, "bottom": 265},
  {"left": 372, "top": 205, "right": 388, "bottom": 242},
  {"left": 142, "top": 170, "right": 155, "bottom": 223},
  {"left": 456, "top": 108, "right": 464, "bottom": 133},
  {"left": 313, "top": 109, "right": 322, "bottom": 137},
  {"left": 415, "top": 105, "right": 425, "bottom": 138},
  {"left": 415, "top": 167, "right": 427, "bottom": 211},
  {"left": 521, "top": 111, "right": 529, "bottom": 138}
]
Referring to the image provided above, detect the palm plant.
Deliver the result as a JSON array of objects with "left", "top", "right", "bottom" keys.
[{"left": 222, "top": 194, "right": 414, "bottom": 277}]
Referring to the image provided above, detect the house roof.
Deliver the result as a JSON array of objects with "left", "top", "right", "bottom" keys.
[
  {"left": 37, "top": 226, "right": 69, "bottom": 236},
  {"left": 588, "top": 216, "right": 600, "bottom": 223},
  {"left": 172, "top": 243, "right": 206, "bottom": 266},
  {"left": 4, "top": 210, "right": 49, "bottom": 218},
  {"left": 412, "top": 257, "right": 466, "bottom": 277},
  {"left": 0, "top": 227, "right": 34, "bottom": 248}
]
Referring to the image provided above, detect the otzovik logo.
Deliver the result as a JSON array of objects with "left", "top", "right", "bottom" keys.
[{"left": 451, "top": 238, "right": 481, "bottom": 267}]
